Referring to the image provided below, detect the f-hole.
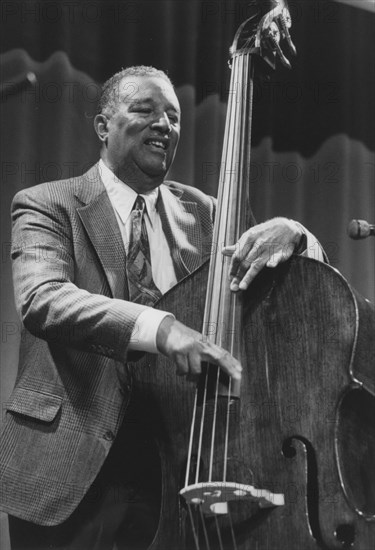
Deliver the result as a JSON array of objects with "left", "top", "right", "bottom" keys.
[{"left": 283, "top": 436, "right": 330, "bottom": 549}]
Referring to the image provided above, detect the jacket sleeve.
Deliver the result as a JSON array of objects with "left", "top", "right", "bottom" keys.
[
  {"left": 11, "top": 186, "right": 150, "bottom": 362},
  {"left": 293, "top": 221, "right": 328, "bottom": 263}
]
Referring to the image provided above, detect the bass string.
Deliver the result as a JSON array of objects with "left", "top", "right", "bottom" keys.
[
  {"left": 199, "top": 505, "right": 212, "bottom": 550},
  {"left": 208, "top": 366, "right": 221, "bottom": 482},
  {"left": 185, "top": 45, "right": 254, "bottom": 550},
  {"left": 185, "top": 47, "right": 243, "bottom": 488},
  {"left": 220, "top": 51, "right": 254, "bottom": 476},
  {"left": 220, "top": 53, "right": 244, "bottom": 484},
  {"left": 208, "top": 51, "right": 255, "bottom": 549},
  {"left": 222, "top": 52, "right": 254, "bottom": 550},
  {"left": 205, "top": 50, "right": 244, "bottom": 483},
  {"left": 214, "top": 514, "right": 225, "bottom": 550},
  {"left": 187, "top": 502, "right": 201, "bottom": 550},
  {"left": 185, "top": 390, "right": 199, "bottom": 488},
  {"left": 194, "top": 367, "right": 210, "bottom": 485}
]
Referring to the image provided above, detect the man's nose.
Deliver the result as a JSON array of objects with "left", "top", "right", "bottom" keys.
[{"left": 151, "top": 112, "right": 171, "bottom": 134}]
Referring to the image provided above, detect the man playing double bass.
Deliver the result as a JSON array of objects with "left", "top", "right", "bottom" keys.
[{"left": 0, "top": 66, "right": 325, "bottom": 549}]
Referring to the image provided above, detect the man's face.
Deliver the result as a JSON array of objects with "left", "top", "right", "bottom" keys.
[{"left": 100, "top": 75, "right": 181, "bottom": 192}]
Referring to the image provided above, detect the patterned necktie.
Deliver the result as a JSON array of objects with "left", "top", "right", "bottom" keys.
[{"left": 126, "top": 195, "right": 162, "bottom": 306}]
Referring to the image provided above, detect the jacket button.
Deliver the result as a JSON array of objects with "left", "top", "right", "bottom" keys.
[{"left": 103, "top": 430, "right": 115, "bottom": 441}]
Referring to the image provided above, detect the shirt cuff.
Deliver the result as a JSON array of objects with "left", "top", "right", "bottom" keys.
[
  {"left": 293, "top": 221, "right": 328, "bottom": 263},
  {"left": 128, "top": 308, "right": 175, "bottom": 353}
]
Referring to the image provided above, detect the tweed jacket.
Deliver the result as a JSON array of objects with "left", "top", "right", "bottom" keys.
[{"left": 0, "top": 163, "right": 215, "bottom": 526}]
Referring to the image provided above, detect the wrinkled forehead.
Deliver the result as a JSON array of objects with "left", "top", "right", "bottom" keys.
[{"left": 117, "top": 75, "right": 180, "bottom": 111}]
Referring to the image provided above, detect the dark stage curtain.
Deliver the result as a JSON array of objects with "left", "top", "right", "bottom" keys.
[{"left": 0, "top": 1, "right": 374, "bottom": 545}]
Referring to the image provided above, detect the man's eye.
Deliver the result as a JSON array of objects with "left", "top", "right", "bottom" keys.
[{"left": 136, "top": 108, "right": 152, "bottom": 114}]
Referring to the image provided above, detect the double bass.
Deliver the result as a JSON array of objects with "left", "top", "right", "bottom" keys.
[{"left": 130, "top": 1, "right": 375, "bottom": 548}]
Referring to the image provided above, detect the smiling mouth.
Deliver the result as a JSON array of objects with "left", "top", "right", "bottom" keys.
[{"left": 145, "top": 138, "right": 168, "bottom": 151}]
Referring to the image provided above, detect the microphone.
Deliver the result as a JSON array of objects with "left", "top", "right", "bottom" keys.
[{"left": 347, "top": 219, "right": 375, "bottom": 240}]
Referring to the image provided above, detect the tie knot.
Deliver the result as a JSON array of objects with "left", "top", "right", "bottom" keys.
[{"left": 133, "top": 195, "right": 146, "bottom": 213}]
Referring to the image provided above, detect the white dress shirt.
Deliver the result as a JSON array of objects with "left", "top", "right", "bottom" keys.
[{"left": 99, "top": 159, "right": 176, "bottom": 353}]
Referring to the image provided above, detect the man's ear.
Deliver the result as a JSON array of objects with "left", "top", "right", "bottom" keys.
[{"left": 94, "top": 114, "right": 109, "bottom": 144}]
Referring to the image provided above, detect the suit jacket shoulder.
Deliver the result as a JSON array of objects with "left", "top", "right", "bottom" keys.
[{"left": 163, "top": 179, "right": 216, "bottom": 211}]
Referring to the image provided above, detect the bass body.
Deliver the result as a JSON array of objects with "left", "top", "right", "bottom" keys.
[{"left": 129, "top": 255, "right": 375, "bottom": 550}]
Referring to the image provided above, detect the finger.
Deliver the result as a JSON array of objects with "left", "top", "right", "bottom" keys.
[
  {"left": 188, "top": 350, "right": 203, "bottom": 378},
  {"left": 230, "top": 246, "right": 260, "bottom": 290},
  {"left": 266, "top": 250, "right": 284, "bottom": 268},
  {"left": 230, "top": 276, "right": 241, "bottom": 292},
  {"left": 238, "top": 260, "right": 265, "bottom": 290},
  {"left": 266, "top": 243, "right": 294, "bottom": 267},
  {"left": 222, "top": 245, "right": 236, "bottom": 257},
  {"left": 202, "top": 345, "right": 242, "bottom": 380},
  {"left": 216, "top": 351, "right": 242, "bottom": 380},
  {"left": 233, "top": 242, "right": 262, "bottom": 281},
  {"left": 228, "top": 249, "right": 241, "bottom": 278},
  {"left": 228, "top": 238, "right": 255, "bottom": 278},
  {"left": 175, "top": 354, "right": 189, "bottom": 377}
]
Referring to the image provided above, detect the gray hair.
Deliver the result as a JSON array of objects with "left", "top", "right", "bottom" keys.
[{"left": 98, "top": 65, "right": 174, "bottom": 116}]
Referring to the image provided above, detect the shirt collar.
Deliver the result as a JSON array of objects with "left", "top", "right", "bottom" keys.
[{"left": 98, "top": 159, "right": 159, "bottom": 227}]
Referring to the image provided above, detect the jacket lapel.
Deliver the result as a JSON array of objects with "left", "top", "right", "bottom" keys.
[
  {"left": 75, "top": 165, "right": 205, "bottom": 296},
  {"left": 75, "top": 164, "right": 127, "bottom": 300},
  {"left": 158, "top": 184, "right": 203, "bottom": 279}
]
